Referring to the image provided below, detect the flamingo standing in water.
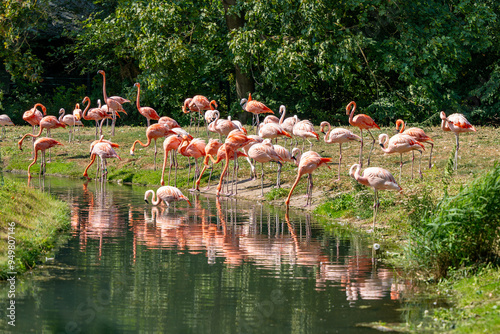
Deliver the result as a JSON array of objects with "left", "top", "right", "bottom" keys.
[
  {"left": 130, "top": 123, "right": 175, "bottom": 170},
  {"left": 97, "top": 70, "right": 130, "bottom": 136},
  {"left": 320, "top": 121, "right": 361, "bottom": 181},
  {"left": 240, "top": 93, "right": 274, "bottom": 134},
  {"left": 378, "top": 133, "right": 425, "bottom": 181},
  {"left": 160, "top": 135, "right": 184, "bottom": 187},
  {"left": 83, "top": 136, "right": 121, "bottom": 180},
  {"left": 0, "top": 114, "right": 14, "bottom": 138},
  {"left": 396, "top": 119, "right": 434, "bottom": 169},
  {"left": 134, "top": 82, "right": 160, "bottom": 127},
  {"left": 27, "top": 137, "right": 63, "bottom": 178},
  {"left": 439, "top": 111, "right": 476, "bottom": 170},
  {"left": 285, "top": 149, "right": 332, "bottom": 207},
  {"left": 349, "top": 164, "right": 402, "bottom": 230},
  {"left": 144, "top": 186, "right": 192, "bottom": 208},
  {"left": 216, "top": 129, "right": 256, "bottom": 196},
  {"left": 346, "top": 101, "right": 380, "bottom": 167},
  {"left": 247, "top": 139, "right": 283, "bottom": 197}
]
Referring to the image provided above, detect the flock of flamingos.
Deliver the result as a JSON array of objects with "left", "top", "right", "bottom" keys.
[{"left": 0, "top": 70, "right": 477, "bottom": 227}]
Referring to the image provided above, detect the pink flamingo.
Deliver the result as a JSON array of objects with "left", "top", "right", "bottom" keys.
[
  {"left": 159, "top": 116, "right": 180, "bottom": 129},
  {"left": 241, "top": 135, "right": 264, "bottom": 180},
  {"left": 346, "top": 101, "right": 380, "bottom": 167},
  {"left": 0, "top": 114, "right": 14, "bottom": 137},
  {"left": 97, "top": 70, "right": 130, "bottom": 136},
  {"left": 160, "top": 135, "right": 184, "bottom": 187},
  {"left": 177, "top": 135, "right": 206, "bottom": 190},
  {"left": 27, "top": 137, "right": 63, "bottom": 178},
  {"left": 258, "top": 122, "right": 292, "bottom": 144},
  {"left": 378, "top": 133, "right": 425, "bottom": 181},
  {"left": 144, "top": 186, "right": 192, "bottom": 208},
  {"left": 273, "top": 144, "right": 294, "bottom": 188},
  {"left": 134, "top": 82, "right": 160, "bottom": 127},
  {"left": 440, "top": 111, "right": 476, "bottom": 170},
  {"left": 83, "top": 136, "right": 121, "bottom": 180},
  {"left": 247, "top": 139, "right": 283, "bottom": 197},
  {"left": 183, "top": 95, "right": 217, "bottom": 134},
  {"left": 200, "top": 142, "right": 246, "bottom": 194},
  {"left": 396, "top": 119, "right": 434, "bottom": 169},
  {"left": 279, "top": 105, "right": 299, "bottom": 148},
  {"left": 216, "top": 129, "right": 256, "bottom": 196},
  {"left": 82, "top": 96, "right": 113, "bottom": 139},
  {"left": 194, "top": 138, "right": 223, "bottom": 191},
  {"left": 22, "top": 103, "right": 46, "bottom": 157},
  {"left": 240, "top": 93, "right": 274, "bottom": 134},
  {"left": 292, "top": 119, "right": 319, "bottom": 150},
  {"left": 349, "top": 164, "right": 402, "bottom": 230},
  {"left": 130, "top": 123, "right": 175, "bottom": 170},
  {"left": 59, "top": 108, "right": 83, "bottom": 142},
  {"left": 320, "top": 121, "right": 361, "bottom": 181},
  {"left": 207, "top": 110, "right": 241, "bottom": 139},
  {"left": 285, "top": 149, "right": 332, "bottom": 207}
]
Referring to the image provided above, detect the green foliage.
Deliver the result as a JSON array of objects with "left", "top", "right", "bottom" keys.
[
  {"left": 406, "top": 163, "right": 500, "bottom": 279},
  {"left": 265, "top": 187, "right": 288, "bottom": 201}
]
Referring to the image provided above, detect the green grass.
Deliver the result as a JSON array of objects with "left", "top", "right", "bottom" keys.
[{"left": 0, "top": 178, "right": 70, "bottom": 279}]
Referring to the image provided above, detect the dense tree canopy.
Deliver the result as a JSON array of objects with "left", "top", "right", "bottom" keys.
[{"left": 1, "top": 0, "right": 499, "bottom": 126}]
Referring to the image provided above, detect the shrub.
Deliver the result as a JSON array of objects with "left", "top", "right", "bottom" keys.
[{"left": 406, "top": 163, "right": 500, "bottom": 279}]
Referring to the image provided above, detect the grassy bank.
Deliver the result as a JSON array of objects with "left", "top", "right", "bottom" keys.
[{"left": 0, "top": 177, "right": 70, "bottom": 279}]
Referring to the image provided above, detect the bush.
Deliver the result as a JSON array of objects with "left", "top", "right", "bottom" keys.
[{"left": 406, "top": 164, "right": 500, "bottom": 279}]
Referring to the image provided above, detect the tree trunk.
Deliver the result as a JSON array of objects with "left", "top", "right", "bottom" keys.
[{"left": 222, "top": 0, "right": 254, "bottom": 124}]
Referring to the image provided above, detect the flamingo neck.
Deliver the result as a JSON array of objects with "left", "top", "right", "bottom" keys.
[
  {"left": 347, "top": 102, "right": 356, "bottom": 125},
  {"left": 279, "top": 106, "right": 286, "bottom": 124},
  {"left": 136, "top": 85, "right": 141, "bottom": 110},
  {"left": 101, "top": 72, "right": 108, "bottom": 102},
  {"left": 147, "top": 189, "right": 161, "bottom": 206},
  {"left": 323, "top": 122, "right": 332, "bottom": 143},
  {"left": 82, "top": 98, "right": 91, "bottom": 119}
]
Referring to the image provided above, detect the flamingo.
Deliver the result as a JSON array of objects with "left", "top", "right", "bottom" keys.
[
  {"left": 144, "top": 186, "right": 192, "bottom": 208},
  {"left": 208, "top": 110, "right": 242, "bottom": 139},
  {"left": 279, "top": 106, "right": 299, "bottom": 148},
  {"left": 378, "top": 133, "right": 425, "bottom": 181},
  {"left": 18, "top": 114, "right": 66, "bottom": 162},
  {"left": 258, "top": 122, "right": 292, "bottom": 144},
  {"left": 83, "top": 137, "right": 121, "bottom": 180},
  {"left": 22, "top": 103, "right": 46, "bottom": 157},
  {"left": 72, "top": 103, "right": 83, "bottom": 121},
  {"left": 194, "top": 138, "right": 223, "bottom": 191},
  {"left": 216, "top": 129, "right": 256, "bottom": 196},
  {"left": 158, "top": 116, "right": 181, "bottom": 129},
  {"left": 185, "top": 95, "right": 217, "bottom": 134},
  {"left": 0, "top": 114, "right": 14, "bottom": 138},
  {"left": 241, "top": 135, "right": 264, "bottom": 180},
  {"left": 349, "top": 164, "right": 402, "bottom": 230},
  {"left": 160, "top": 135, "right": 184, "bottom": 187},
  {"left": 292, "top": 119, "right": 319, "bottom": 150},
  {"left": 247, "top": 139, "right": 283, "bottom": 197},
  {"left": 273, "top": 144, "right": 295, "bottom": 188},
  {"left": 346, "top": 101, "right": 380, "bottom": 167},
  {"left": 177, "top": 135, "right": 206, "bottom": 190},
  {"left": 396, "top": 119, "right": 434, "bottom": 169},
  {"left": 27, "top": 137, "right": 63, "bottom": 178},
  {"left": 58, "top": 108, "right": 83, "bottom": 142},
  {"left": 134, "top": 82, "right": 160, "bottom": 127},
  {"left": 97, "top": 70, "right": 130, "bottom": 136},
  {"left": 440, "top": 111, "right": 476, "bottom": 170},
  {"left": 82, "top": 96, "right": 112, "bottom": 139},
  {"left": 200, "top": 142, "right": 246, "bottom": 194},
  {"left": 240, "top": 93, "right": 274, "bottom": 134},
  {"left": 284, "top": 149, "right": 332, "bottom": 207},
  {"left": 320, "top": 121, "right": 361, "bottom": 181},
  {"left": 130, "top": 123, "right": 175, "bottom": 170}
]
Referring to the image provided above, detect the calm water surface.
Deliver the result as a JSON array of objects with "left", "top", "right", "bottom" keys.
[{"left": 1, "top": 175, "right": 406, "bottom": 333}]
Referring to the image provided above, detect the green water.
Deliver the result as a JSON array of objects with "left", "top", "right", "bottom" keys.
[{"left": 1, "top": 175, "right": 405, "bottom": 333}]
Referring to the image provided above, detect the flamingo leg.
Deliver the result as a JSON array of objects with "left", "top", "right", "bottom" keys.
[
  {"left": 161, "top": 149, "right": 169, "bottom": 186},
  {"left": 276, "top": 162, "right": 282, "bottom": 188},
  {"left": 307, "top": 173, "right": 314, "bottom": 207},
  {"left": 154, "top": 140, "right": 157, "bottom": 171},
  {"left": 217, "top": 150, "right": 231, "bottom": 196},
  {"left": 336, "top": 144, "right": 343, "bottom": 182},
  {"left": 206, "top": 161, "right": 213, "bottom": 190},
  {"left": 455, "top": 133, "right": 459, "bottom": 170},
  {"left": 428, "top": 142, "right": 434, "bottom": 169},
  {"left": 259, "top": 162, "right": 265, "bottom": 197},
  {"left": 234, "top": 158, "right": 239, "bottom": 195},
  {"left": 411, "top": 151, "right": 415, "bottom": 180},
  {"left": 373, "top": 190, "right": 379, "bottom": 230},
  {"left": 419, "top": 150, "right": 423, "bottom": 178},
  {"left": 41, "top": 150, "right": 45, "bottom": 175},
  {"left": 399, "top": 153, "right": 403, "bottom": 183},
  {"left": 366, "top": 129, "right": 376, "bottom": 167},
  {"left": 47, "top": 129, "right": 52, "bottom": 163},
  {"left": 358, "top": 129, "right": 364, "bottom": 167}
]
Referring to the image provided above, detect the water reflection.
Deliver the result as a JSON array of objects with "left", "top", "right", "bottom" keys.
[{"left": 11, "top": 175, "right": 406, "bottom": 333}]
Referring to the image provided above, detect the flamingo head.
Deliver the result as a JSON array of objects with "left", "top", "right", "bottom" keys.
[
  {"left": 439, "top": 111, "right": 447, "bottom": 120},
  {"left": 134, "top": 82, "right": 140, "bottom": 88}
]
